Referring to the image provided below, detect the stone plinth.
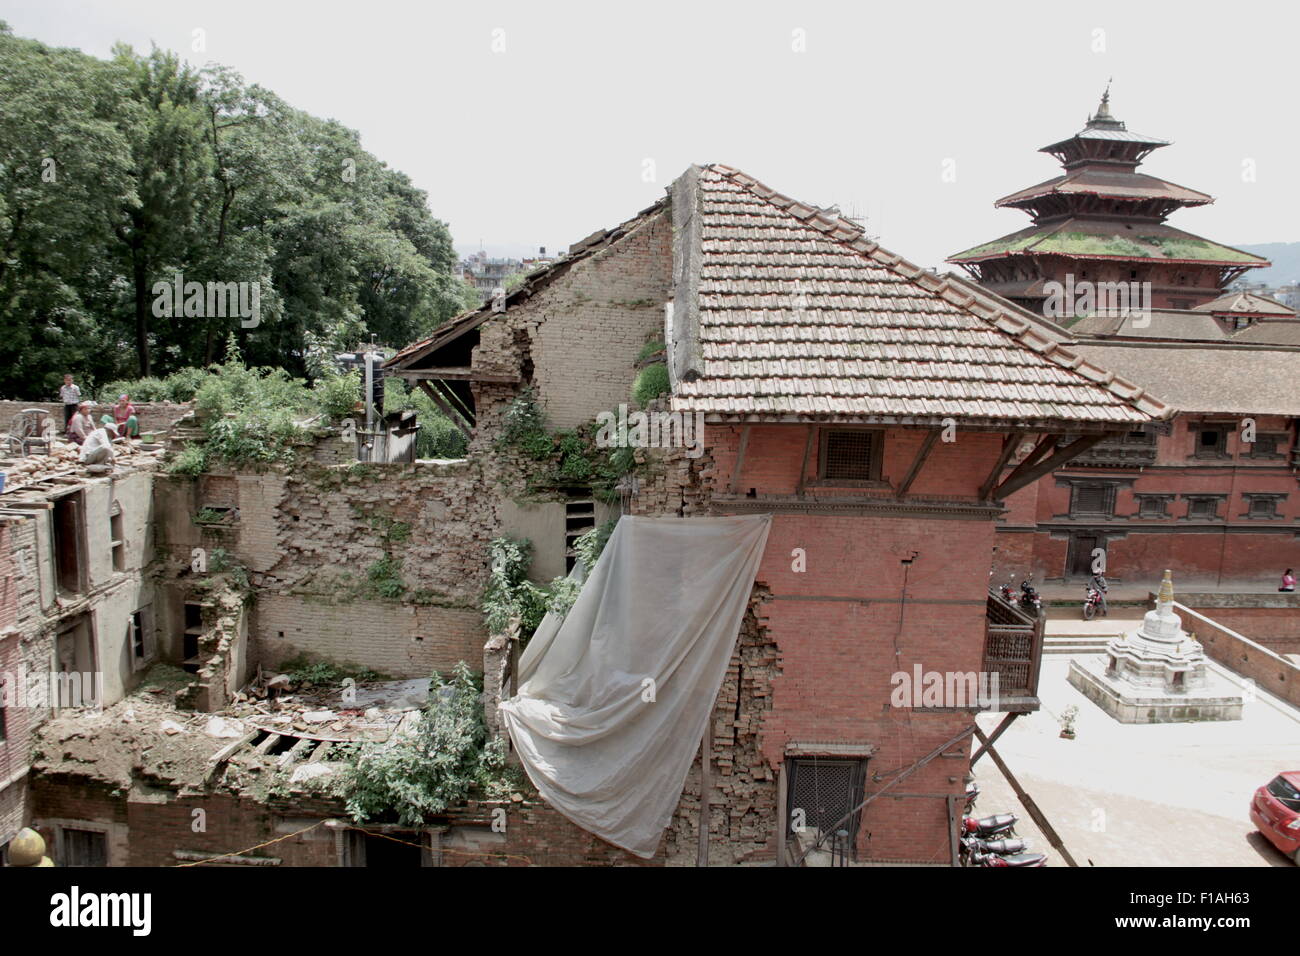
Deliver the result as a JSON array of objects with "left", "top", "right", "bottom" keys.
[{"left": 1067, "top": 570, "right": 1243, "bottom": 723}]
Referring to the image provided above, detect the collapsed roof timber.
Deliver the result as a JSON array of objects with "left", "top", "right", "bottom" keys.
[{"left": 1, "top": 158, "right": 1296, "bottom": 867}]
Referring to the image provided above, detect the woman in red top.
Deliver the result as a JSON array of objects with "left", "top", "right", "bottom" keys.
[
  {"left": 101, "top": 394, "right": 139, "bottom": 438},
  {"left": 1281, "top": 569, "right": 1296, "bottom": 593}
]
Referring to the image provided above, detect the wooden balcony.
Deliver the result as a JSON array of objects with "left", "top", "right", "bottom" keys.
[{"left": 983, "top": 591, "right": 1044, "bottom": 712}]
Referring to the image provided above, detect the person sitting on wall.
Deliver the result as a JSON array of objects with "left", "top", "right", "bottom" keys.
[
  {"left": 1281, "top": 569, "right": 1296, "bottom": 593},
  {"left": 101, "top": 393, "right": 139, "bottom": 438},
  {"left": 66, "top": 402, "right": 97, "bottom": 446},
  {"left": 78, "top": 422, "right": 118, "bottom": 466}
]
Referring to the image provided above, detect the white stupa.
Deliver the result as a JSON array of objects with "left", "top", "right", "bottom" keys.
[{"left": 1068, "top": 570, "right": 1243, "bottom": 723}]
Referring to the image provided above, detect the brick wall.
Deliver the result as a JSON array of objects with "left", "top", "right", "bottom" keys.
[{"left": 1175, "top": 603, "right": 1300, "bottom": 708}]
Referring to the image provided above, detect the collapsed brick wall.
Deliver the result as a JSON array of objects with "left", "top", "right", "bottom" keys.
[{"left": 662, "top": 584, "right": 780, "bottom": 864}]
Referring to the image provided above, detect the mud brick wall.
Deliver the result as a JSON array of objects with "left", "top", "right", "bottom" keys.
[
  {"left": 0, "top": 400, "right": 192, "bottom": 436},
  {"left": 474, "top": 210, "right": 672, "bottom": 430},
  {"left": 447, "top": 800, "right": 659, "bottom": 867}
]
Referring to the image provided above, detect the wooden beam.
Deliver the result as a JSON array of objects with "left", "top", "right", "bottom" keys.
[
  {"left": 974, "top": 726, "right": 1079, "bottom": 867},
  {"left": 395, "top": 368, "right": 519, "bottom": 384},
  {"left": 897, "top": 428, "right": 941, "bottom": 496},
  {"left": 991, "top": 433, "right": 1057, "bottom": 499},
  {"left": 416, "top": 381, "right": 472, "bottom": 439},
  {"left": 775, "top": 762, "right": 788, "bottom": 867},
  {"left": 795, "top": 425, "right": 816, "bottom": 498},
  {"left": 697, "top": 715, "right": 712, "bottom": 867},
  {"left": 978, "top": 430, "right": 1024, "bottom": 500},
  {"left": 969, "top": 711, "right": 1020, "bottom": 766},
  {"left": 728, "top": 425, "right": 752, "bottom": 495},
  {"left": 991, "top": 433, "right": 1112, "bottom": 501}
]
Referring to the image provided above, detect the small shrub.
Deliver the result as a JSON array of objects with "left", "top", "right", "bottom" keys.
[
  {"left": 336, "top": 662, "right": 507, "bottom": 826},
  {"left": 632, "top": 363, "right": 670, "bottom": 407},
  {"left": 366, "top": 555, "right": 406, "bottom": 600},
  {"left": 167, "top": 444, "right": 208, "bottom": 477}
]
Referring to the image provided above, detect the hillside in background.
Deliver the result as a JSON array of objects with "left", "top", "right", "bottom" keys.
[{"left": 1237, "top": 243, "right": 1300, "bottom": 286}]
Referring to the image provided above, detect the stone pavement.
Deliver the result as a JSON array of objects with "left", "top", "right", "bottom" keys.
[{"left": 973, "top": 631, "right": 1300, "bottom": 867}]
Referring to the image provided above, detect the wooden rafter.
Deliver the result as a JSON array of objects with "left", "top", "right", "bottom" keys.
[
  {"left": 979, "top": 429, "right": 1025, "bottom": 501},
  {"left": 991, "top": 433, "right": 1113, "bottom": 501},
  {"left": 896, "top": 427, "right": 941, "bottom": 497},
  {"left": 416, "top": 380, "right": 472, "bottom": 439},
  {"left": 988, "top": 433, "right": 1057, "bottom": 500}
]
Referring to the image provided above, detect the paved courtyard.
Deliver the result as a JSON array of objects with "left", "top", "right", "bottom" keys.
[{"left": 973, "top": 616, "right": 1300, "bottom": 867}]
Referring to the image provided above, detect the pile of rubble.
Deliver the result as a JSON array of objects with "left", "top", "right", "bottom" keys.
[
  {"left": 33, "top": 664, "right": 434, "bottom": 797},
  {"left": 0, "top": 438, "right": 163, "bottom": 495}
]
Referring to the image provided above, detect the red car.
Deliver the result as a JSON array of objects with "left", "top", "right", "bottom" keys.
[{"left": 1251, "top": 772, "right": 1300, "bottom": 864}]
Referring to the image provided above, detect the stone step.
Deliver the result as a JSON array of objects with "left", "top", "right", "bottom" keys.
[{"left": 1042, "top": 635, "right": 1114, "bottom": 655}]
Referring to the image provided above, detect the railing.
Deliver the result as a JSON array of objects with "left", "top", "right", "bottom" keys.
[{"left": 983, "top": 591, "right": 1044, "bottom": 705}]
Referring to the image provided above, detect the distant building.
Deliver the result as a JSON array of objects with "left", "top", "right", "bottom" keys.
[{"left": 462, "top": 247, "right": 558, "bottom": 302}]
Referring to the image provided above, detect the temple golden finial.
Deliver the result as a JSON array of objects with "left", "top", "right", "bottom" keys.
[{"left": 1157, "top": 569, "right": 1174, "bottom": 606}]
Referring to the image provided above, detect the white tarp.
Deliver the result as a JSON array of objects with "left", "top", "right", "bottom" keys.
[{"left": 499, "top": 514, "right": 772, "bottom": 858}]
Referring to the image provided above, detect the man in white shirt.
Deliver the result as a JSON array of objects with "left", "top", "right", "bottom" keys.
[
  {"left": 79, "top": 423, "right": 118, "bottom": 465},
  {"left": 59, "top": 374, "right": 81, "bottom": 431}
]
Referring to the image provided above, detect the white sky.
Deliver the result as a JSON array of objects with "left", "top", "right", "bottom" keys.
[{"left": 3, "top": 0, "right": 1296, "bottom": 268}]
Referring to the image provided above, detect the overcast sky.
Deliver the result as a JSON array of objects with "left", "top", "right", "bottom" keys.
[{"left": 3, "top": 0, "right": 1296, "bottom": 268}]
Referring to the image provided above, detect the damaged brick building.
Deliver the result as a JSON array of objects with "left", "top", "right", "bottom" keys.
[{"left": 7, "top": 158, "right": 1248, "bottom": 868}]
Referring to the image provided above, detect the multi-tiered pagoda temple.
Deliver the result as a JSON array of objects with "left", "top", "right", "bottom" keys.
[{"left": 948, "top": 91, "right": 1268, "bottom": 314}]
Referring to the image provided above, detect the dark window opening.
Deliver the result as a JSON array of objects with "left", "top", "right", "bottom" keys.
[
  {"left": 786, "top": 757, "right": 868, "bottom": 853},
  {"left": 183, "top": 603, "right": 205, "bottom": 672},
  {"left": 1187, "top": 497, "right": 1221, "bottom": 520},
  {"left": 110, "top": 506, "right": 124, "bottom": 572},
  {"left": 52, "top": 492, "right": 86, "bottom": 594},
  {"left": 62, "top": 828, "right": 107, "bottom": 867},
  {"left": 819, "top": 430, "right": 881, "bottom": 482},
  {"left": 1194, "top": 427, "right": 1228, "bottom": 459}
]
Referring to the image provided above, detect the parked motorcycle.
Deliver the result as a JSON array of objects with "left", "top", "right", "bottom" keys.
[
  {"left": 1018, "top": 578, "right": 1042, "bottom": 616},
  {"left": 963, "top": 781, "right": 980, "bottom": 813},
  {"left": 1083, "top": 585, "right": 1105, "bottom": 620},
  {"left": 964, "top": 813, "right": 1018, "bottom": 839},
  {"left": 998, "top": 577, "right": 1017, "bottom": 605},
  {"left": 967, "top": 847, "right": 1048, "bottom": 867},
  {"left": 963, "top": 835, "right": 1030, "bottom": 856}
]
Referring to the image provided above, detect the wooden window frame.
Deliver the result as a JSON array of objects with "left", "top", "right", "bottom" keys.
[{"left": 814, "top": 427, "right": 886, "bottom": 487}]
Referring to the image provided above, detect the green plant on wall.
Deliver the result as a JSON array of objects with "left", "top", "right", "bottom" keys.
[
  {"left": 632, "top": 363, "right": 669, "bottom": 407},
  {"left": 365, "top": 554, "right": 407, "bottom": 600},
  {"left": 336, "top": 662, "right": 510, "bottom": 825}
]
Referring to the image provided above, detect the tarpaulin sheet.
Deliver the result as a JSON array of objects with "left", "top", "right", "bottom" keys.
[{"left": 499, "top": 514, "right": 772, "bottom": 858}]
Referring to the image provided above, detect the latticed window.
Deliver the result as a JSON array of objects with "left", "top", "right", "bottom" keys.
[
  {"left": 820, "top": 429, "right": 881, "bottom": 481},
  {"left": 786, "top": 757, "right": 868, "bottom": 848},
  {"left": 1071, "top": 484, "right": 1113, "bottom": 516}
]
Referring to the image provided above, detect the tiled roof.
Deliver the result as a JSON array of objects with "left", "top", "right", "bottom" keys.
[
  {"left": 996, "top": 170, "right": 1212, "bottom": 208},
  {"left": 670, "top": 165, "right": 1169, "bottom": 426},
  {"left": 948, "top": 218, "right": 1269, "bottom": 266},
  {"left": 386, "top": 198, "right": 669, "bottom": 370},
  {"left": 1067, "top": 310, "right": 1230, "bottom": 342},
  {"left": 1070, "top": 342, "right": 1300, "bottom": 417},
  {"left": 1194, "top": 291, "right": 1295, "bottom": 316}
]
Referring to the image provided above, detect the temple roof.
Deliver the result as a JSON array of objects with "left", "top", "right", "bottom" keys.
[
  {"left": 996, "top": 169, "right": 1212, "bottom": 209},
  {"left": 948, "top": 218, "right": 1268, "bottom": 267}
]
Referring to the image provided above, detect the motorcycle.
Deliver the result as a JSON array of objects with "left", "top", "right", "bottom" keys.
[
  {"left": 967, "top": 847, "right": 1048, "bottom": 867},
  {"left": 998, "top": 577, "right": 1017, "bottom": 605},
  {"left": 964, "top": 812, "right": 1018, "bottom": 839},
  {"left": 1019, "top": 578, "right": 1042, "bottom": 616},
  {"left": 963, "top": 780, "right": 980, "bottom": 813},
  {"left": 1083, "top": 585, "right": 1105, "bottom": 620}
]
